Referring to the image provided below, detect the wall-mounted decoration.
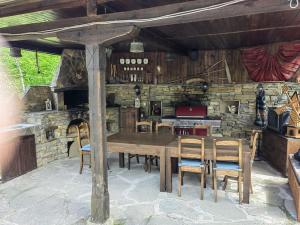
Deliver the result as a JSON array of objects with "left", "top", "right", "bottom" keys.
[
  {"left": 131, "top": 59, "right": 136, "bottom": 64},
  {"left": 125, "top": 58, "right": 130, "bottom": 64},
  {"left": 220, "top": 101, "right": 240, "bottom": 115},
  {"left": 143, "top": 58, "right": 149, "bottom": 64},
  {"left": 150, "top": 101, "right": 162, "bottom": 117},
  {"left": 120, "top": 58, "right": 125, "bottom": 64},
  {"left": 137, "top": 58, "right": 142, "bottom": 64},
  {"left": 242, "top": 42, "right": 300, "bottom": 81}
]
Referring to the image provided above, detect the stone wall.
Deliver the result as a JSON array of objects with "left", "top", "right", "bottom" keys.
[
  {"left": 106, "top": 82, "right": 300, "bottom": 138},
  {"left": 22, "top": 107, "right": 119, "bottom": 167},
  {"left": 22, "top": 110, "right": 87, "bottom": 167},
  {"left": 23, "top": 86, "right": 55, "bottom": 112}
]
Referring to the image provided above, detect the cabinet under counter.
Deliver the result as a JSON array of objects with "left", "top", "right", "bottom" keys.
[{"left": 0, "top": 134, "right": 37, "bottom": 182}]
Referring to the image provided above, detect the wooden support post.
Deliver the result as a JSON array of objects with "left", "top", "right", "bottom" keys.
[
  {"left": 87, "top": 0, "right": 97, "bottom": 16},
  {"left": 224, "top": 58, "right": 232, "bottom": 84},
  {"left": 86, "top": 44, "right": 109, "bottom": 224}
]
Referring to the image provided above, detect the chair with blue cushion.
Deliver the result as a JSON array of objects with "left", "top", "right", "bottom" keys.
[
  {"left": 76, "top": 122, "right": 91, "bottom": 174},
  {"left": 223, "top": 130, "right": 260, "bottom": 194},
  {"left": 212, "top": 139, "right": 243, "bottom": 203},
  {"left": 178, "top": 136, "right": 206, "bottom": 200}
]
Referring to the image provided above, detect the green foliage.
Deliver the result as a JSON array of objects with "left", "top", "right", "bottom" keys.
[{"left": 0, "top": 47, "right": 61, "bottom": 92}]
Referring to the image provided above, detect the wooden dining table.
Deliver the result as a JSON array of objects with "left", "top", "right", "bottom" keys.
[
  {"left": 107, "top": 132, "right": 251, "bottom": 203},
  {"left": 107, "top": 131, "right": 176, "bottom": 192}
]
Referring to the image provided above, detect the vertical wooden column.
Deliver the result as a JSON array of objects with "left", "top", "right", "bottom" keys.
[{"left": 86, "top": 44, "right": 109, "bottom": 223}]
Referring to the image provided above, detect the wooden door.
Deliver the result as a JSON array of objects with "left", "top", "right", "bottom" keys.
[{"left": 120, "top": 107, "right": 138, "bottom": 132}]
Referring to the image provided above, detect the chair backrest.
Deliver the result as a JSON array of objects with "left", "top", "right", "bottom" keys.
[
  {"left": 78, "top": 122, "right": 90, "bottom": 139},
  {"left": 136, "top": 121, "right": 153, "bottom": 133},
  {"left": 213, "top": 139, "right": 243, "bottom": 168},
  {"left": 193, "top": 124, "right": 211, "bottom": 136},
  {"left": 75, "top": 122, "right": 90, "bottom": 149},
  {"left": 156, "top": 122, "right": 174, "bottom": 134},
  {"left": 250, "top": 130, "right": 259, "bottom": 162},
  {"left": 178, "top": 136, "right": 205, "bottom": 163}
]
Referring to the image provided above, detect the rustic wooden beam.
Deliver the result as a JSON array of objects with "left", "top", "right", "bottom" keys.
[
  {"left": 86, "top": 44, "right": 109, "bottom": 224},
  {"left": 167, "top": 24, "right": 300, "bottom": 40},
  {"left": 58, "top": 25, "right": 139, "bottom": 45},
  {"left": 0, "top": 0, "right": 297, "bottom": 41},
  {"left": 0, "top": 0, "right": 114, "bottom": 18}
]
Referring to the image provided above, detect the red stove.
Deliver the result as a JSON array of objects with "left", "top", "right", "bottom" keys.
[
  {"left": 176, "top": 106, "right": 207, "bottom": 118},
  {"left": 162, "top": 105, "right": 221, "bottom": 136}
]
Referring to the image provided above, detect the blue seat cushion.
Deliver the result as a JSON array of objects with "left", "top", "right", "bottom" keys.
[
  {"left": 178, "top": 159, "right": 204, "bottom": 167},
  {"left": 214, "top": 162, "right": 241, "bottom": 171},
  {"left": 81, "top": 144, "right": 91, "bottom": 151}
]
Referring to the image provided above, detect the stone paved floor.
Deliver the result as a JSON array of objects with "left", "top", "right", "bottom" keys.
[{"left": 0, "top": 156, "right": 299, "bottom": 225}]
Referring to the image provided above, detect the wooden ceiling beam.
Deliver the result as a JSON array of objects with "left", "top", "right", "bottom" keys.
[
  {"left": 0, "top": 0, "right": 114, "bottom": 18},
  {"left": 0, "top": 0, "right": 297, "bottom": 41},
  {"left": 167, "top": 24, "right": 300, "bottom": 40}
]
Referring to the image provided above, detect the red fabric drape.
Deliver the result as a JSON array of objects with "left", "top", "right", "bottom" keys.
[{"left": 241, "top": 42, "right": 300, "bottom": 82}]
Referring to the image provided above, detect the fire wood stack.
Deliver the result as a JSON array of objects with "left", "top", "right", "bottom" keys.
[{"left": 275, "top": 85, "right": 300, "bottom": 138}]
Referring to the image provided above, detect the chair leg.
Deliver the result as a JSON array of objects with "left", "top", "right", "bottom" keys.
[
  {"left": 144, "top": 155, "right": 148, "bottom": 172},
  {"left": 201, "top": 170, "right": 205, "bottom": 200},
  {"left": 204, "top": 168, "right": 207, "bottom": 189},
  {"left": 79, "top": 153, "right": 83, "bottom": 174},
  {"left": 238, "top": 171, "right": 242, "bottom": 204},
  {"left": 223, "top": 176, "right": 228, "bottom": 191},
  {"left": 128, "top": 154, "right": 131, "bottom": 170},
  {"left": 181, "top": 172, "right": 184, "bottom": 185},
  {"left": 178, "top": 168, "right": 182, "bottom": 197},
  {"left": 250, "top": 181, "right": 254, "bottom": 194},
  {"left": 214, "top": 170, "right": 217, "bottom": 202},
  {"left": 136, "top": 155, "right": 140, "bottom": 164},
  {"left": 207, "top": 161, "right": 210, "bottom": 175},
  {"left": 155, "top": 156, "right": 158, "bottom": 166},
  {"left": 211, "top": 169, "right": 214, "bottom": 190},
  {"left": 149, "top": 158, "right": 152, "bottom": 173},
  {"left": 89, "top": 154, "right": 92, "bottom": 168}
]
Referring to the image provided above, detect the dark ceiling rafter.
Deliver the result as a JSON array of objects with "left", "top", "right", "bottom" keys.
[
  {"left": 8, "top": 40, "right": 83, "bottom": 54},
  {"left": 0, "top": 0, "right": 297, "bottom": 41},
  {"left": 0, "top": 0, "right": 115, "bottom": 18}
]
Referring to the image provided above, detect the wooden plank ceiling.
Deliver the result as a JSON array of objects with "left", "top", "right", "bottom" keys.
[{"left": 0, "top": 0, "right": 299, "bottom": 54}]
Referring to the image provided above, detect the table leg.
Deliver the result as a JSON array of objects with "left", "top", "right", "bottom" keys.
[
  {"left": 243, "top": 152, "right": 251, "bottom": 204},
  {"left": 166, "top": 151, "right": 173, "bottom": 193},
  {"left": 119, "top": 153, "right": 125, "bottom": 168},
  {"left": 160, "top": 148, "right": 166, "bottom": 192}
]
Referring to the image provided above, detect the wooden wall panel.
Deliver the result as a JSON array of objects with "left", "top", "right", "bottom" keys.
[{"left": 107, "top": 48, "right": 253, "bottom": 85}]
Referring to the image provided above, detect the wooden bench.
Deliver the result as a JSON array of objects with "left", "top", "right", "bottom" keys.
[{"left": 288, "top": 154, "right": 300, "bottom": 221}]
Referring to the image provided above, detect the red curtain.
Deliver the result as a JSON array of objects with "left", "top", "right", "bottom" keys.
[{"left": 241, "top": 42, "right": 300, "bottom": 82}]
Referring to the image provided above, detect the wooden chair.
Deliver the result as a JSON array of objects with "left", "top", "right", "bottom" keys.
[
  {"left": 156, "top": 122, "right": 174, "bottom": 135},
  {"left": 193, "top": 124, "right": 212, "bottom": 174},
  {"left": 127, "top": 121, "right": 153, "bottom": 170},
  {"left": 193, "top": 124, "right": 212, "bottom": 136},
  {"left": 178, "top": 136, "right": 206, "bottom": 200},
  {"left": 212, "top": 139, "right": 243, "bottom": 203},
  {"left": 223, "top": 130, "right": 259, "bottom": 194},
  {"left": 75, "top": 122, "right": 91, "bottom": 174}
]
